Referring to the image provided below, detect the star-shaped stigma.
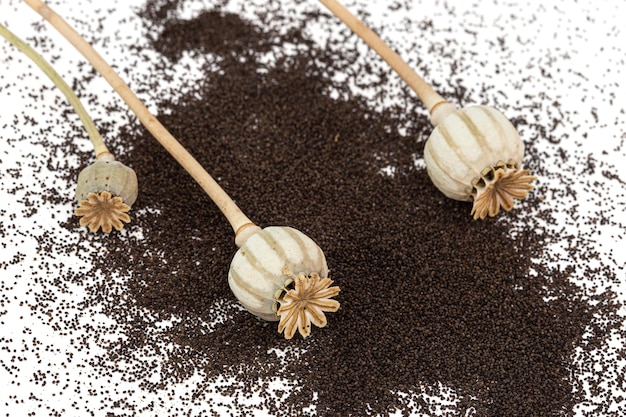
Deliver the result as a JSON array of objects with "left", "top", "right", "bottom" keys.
[
  {"left": 75, "top": 190, "right": 131, "bottom": 233},
  {"left": 276, "top": 272, "right": 341, "bottom": 340},
  {"left": 470, "top": 164, "right": 536, "bottom": 220}
]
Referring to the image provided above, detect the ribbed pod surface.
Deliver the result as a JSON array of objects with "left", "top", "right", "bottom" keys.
[
  {"left": 75, "top": 159, "right": 139, "bottom": 206},
  {"left": 228, "top": 226, "right": 328, "bottom": 321},
  {"left": 424, "top": 105, "right": 524, "bottom": 201}
]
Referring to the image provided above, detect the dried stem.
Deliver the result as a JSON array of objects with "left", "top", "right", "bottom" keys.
[
  {"left": 22, "top": 0, "right": 257, "bottom": 243},
  {"left": 0, "top": 22, "right": 110, "bottom": 159},
  {"left": 318, "top": 0, "right": 449, "bottom": 114}
]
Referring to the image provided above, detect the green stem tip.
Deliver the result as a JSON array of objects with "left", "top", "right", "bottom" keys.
[{"left": 0, "top": 22, "right": 110, "bottom": 158}]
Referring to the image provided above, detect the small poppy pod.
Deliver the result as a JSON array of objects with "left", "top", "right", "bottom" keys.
[{"left": 75, "top": 155, "right": 138, "bottom": 207}]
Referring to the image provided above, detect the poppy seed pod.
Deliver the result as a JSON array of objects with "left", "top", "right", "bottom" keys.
[
  {"left": 228, "top": 226, "right": 340, "bottom": 339},
  {"left": 424, "top": 105, "right": 536, "bottom": 219},
  {"left": 75, "top": 155, "right": 138, "bottom": 207},
  {"left": 74, "top": 155, "right": 139, "bottom": 233}
]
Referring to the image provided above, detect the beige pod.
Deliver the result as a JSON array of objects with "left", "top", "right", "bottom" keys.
[
  {"left": 424, "top": 105, "right": 534, "bottom": 219},
  {"left": 75, "top": 155, "right": 139, "bottom": 206},
  {"left": 228, "top": 226, "right": 328, "bottom": 321},
  {"left": 424, "top": 105, "right": 524, "bottom": 200}
]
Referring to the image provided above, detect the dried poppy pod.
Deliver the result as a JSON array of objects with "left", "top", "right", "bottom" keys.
[
  {"left": 75, "top": 154, "right": 138, "bottom": 205},
  {"left": 229, "top": 226, "right": 340, "bottom": 339},
  {"left": 425, "top": 104, "right": 536, "bottom": 219},
  {"left": 75, "top": 154, "right": 139, "bottom": 233}
]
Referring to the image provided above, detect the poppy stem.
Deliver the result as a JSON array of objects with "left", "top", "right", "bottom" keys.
[
  {"left": 0, "top": 21, "right": 111, "bottom": 158},
  {"left": 318, "top": 0, "right": 450, "bottom": 115}
]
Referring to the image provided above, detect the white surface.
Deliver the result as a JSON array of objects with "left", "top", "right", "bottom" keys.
[{"left": 1, "top": 0, "right": 625, "bottom": 416}]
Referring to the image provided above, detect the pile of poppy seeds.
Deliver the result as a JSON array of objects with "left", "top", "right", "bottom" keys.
[{"left": 2, "top": 0, "right": 625, "bottom": 416}]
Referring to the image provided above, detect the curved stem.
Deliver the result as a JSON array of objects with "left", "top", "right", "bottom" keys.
[
  {"left": 318, "top": 0, "right": 448, "bottom": 113},
  {"left": 22, "top": 0, "right": 256, "bottom": 240},
  {"left": 0, "top": 22, "right": 111, "bottom": 158}
]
